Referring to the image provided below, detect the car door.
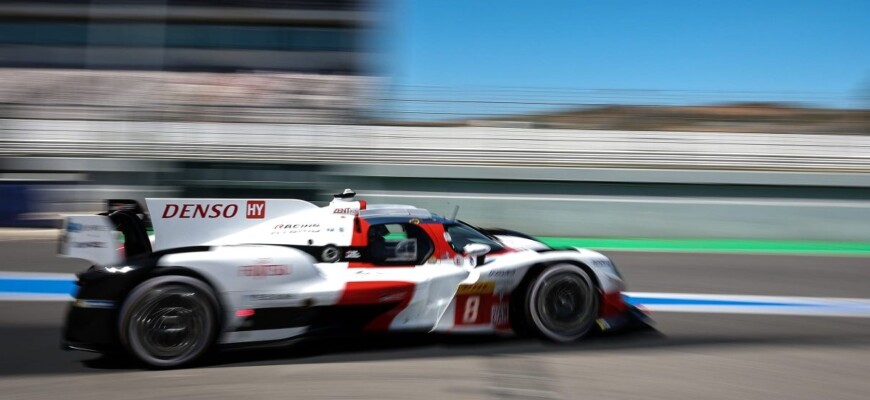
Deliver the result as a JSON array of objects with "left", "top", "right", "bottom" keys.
[{"left": 371, "top": 222, "right": 471, "bottom": 330}]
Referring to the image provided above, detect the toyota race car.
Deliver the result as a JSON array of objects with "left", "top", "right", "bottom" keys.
[{"left": 59, "top": 189, "right": 649, "bottom": 368}]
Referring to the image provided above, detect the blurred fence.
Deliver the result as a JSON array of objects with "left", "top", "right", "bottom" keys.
[
  {"left": 383, "top": 86, "right": 869, "bottom": 134},
  {"left": 0, "top": 69, "right": 866, "bottom": 132},
  {"left": 2, "top": 120, "right": 870, "bottom": 171}
]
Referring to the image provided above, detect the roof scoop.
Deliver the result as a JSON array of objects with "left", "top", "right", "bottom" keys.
[{"left": 332, "top": 188, "right": 356, "bottom": 203}]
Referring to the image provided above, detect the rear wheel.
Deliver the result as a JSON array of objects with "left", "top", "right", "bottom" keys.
[
  {"left": 119, "top": 276, "right": 218, "bottom": 368},
  {"left": 523, "top": 264, "right": 598, "bottom": 342}
]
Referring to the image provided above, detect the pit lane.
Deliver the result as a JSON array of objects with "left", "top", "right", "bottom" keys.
[{"left": 1, "top": 238, "right": 869, "bottom": 399}]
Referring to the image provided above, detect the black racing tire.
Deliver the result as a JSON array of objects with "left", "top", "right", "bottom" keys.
[
  {"left": 520, "top": 264, "right": 599, "bottom": 342},
  {"left": 119, "top": 276, "right": 219, "bottom": 368}
]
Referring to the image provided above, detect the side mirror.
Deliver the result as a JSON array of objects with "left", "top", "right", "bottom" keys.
[{"left": 463, "top": 243, "right": 491, "bottom": 257}]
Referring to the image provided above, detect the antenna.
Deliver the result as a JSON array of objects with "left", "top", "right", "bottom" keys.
[{"left": 449, "top": 204, "right": 460, "bottom": 220}]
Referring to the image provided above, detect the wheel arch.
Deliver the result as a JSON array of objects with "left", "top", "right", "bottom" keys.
[
  {"left": 519, "top": 260, "right": 602, "bottom": 291},
  {"left": 117, "top": 273, "right": 222, "bottom": 368},
  {"left": 144, "top": 266, "right": 227, "bottom": 329},
  {"left": 510, "top": 260, "right": 602, "bottom": 337}
]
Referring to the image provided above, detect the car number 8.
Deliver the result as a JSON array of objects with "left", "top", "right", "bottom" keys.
[{"left": 463, "top": 296, "right": 480, "bottom": 323}]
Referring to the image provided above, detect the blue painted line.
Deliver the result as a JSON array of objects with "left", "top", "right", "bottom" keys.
[
  {"left": 0, "top": 278, "right": 77, "bottom": 296},
  {"left": 0, "top": 276, "right": 865, "bottom": 318},
  {"left": 622, "top": 295, "right": 818, "bottom": 308}
]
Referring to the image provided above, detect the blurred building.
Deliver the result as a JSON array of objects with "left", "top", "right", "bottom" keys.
[
  {"left": 0, "top": 0, "right": 372, "bottom": 72},
  {"left": 0, "top": 0, "right": 378, "bottom": 123},
  {"left": 0, "top": 0, "right": 381, "bottom": 224}
]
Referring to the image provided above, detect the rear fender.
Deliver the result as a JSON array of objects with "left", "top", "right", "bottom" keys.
[
  {"left": 154, "top": 245, "right": 328, "bottom": 333},
  {"left": 155, "top": 245, "right": 326, "bottom": 295}
]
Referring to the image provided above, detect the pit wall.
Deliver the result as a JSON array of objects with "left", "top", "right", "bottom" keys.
[{"left": 4, "top": 157, "right": 870, "bottom": 242}]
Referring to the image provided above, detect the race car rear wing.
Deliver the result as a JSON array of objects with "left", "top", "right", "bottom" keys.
[
  {"left": 59, "top": 209, "right": 152, "bottom": 266},
  {"left": 58, "top": 198, "right": 157, "bottom": 266},
  {"left": 58, "top": 215, "right": 121, "bottom": 266},
  {"left": 145, "top": 198, "right": 318, "bottom": 250},
  {"left": 107, "top": 199, "right": 151, "bottom": 228}
]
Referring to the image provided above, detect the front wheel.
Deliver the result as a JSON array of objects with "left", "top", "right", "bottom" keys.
[
  {"left": 523, "top": 264, "right": 599, "bottom": 342},
  {"left": 119, "top": 276, "right": 218, "bottom": 368}
]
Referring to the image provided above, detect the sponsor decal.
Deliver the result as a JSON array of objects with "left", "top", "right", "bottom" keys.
[
  {"left": 409, "top": 218, "right": 421, "bottom": 225},
  {"left": 66, "top": 223, "right": 110, "bottom": 233},
  {"left": 456, "top": 281, "right": 495, "bottom": 295},
  {"left": 71, "top": 241, "right": 107, "bottom": 248},
  {"left": 455, "top": 289, "right": 510, "bottom": 327},
  {"left": 238, "top": 260, "right": 291, "bottom": 277},
  {"left": 246, "top": 200, "right": 266, "bottom": 219},
  {"left": 353, "top": 269, "right": 387, "bottom": 275},
  {"left": 593, "top": 259, "right": 614, "bottom": 269},
  {"left": 491, "top": 300, "right": 510, "bottom": 327},
  {"left": 333, "top": 207, "right": 355, "bottom": 214},
  {"left": 271, "top": 223, "right": 321, "bottom": 234},
  {"left": 488, "top": 269, "right": 516, "bottom": 278},
  {"left": 345, "top": 250, "right": 362, "bottom": 259},
  {"left": 162, "top": 203, "right": 239, "bottom": 219},
  {"left": 274, "top": 223, "right": 320, "bottom": 229}
]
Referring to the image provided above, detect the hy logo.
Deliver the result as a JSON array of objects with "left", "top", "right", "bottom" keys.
[{"left": 246, "top": 200, "right": 266, "bottom": 219}]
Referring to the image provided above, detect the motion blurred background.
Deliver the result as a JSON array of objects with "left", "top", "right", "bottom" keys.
[
  {"left": 1, "top": 2, "right": 870, "bottom": 399},
  {"left": 0, "top": 0, "right": 868, "bottom": 240}
]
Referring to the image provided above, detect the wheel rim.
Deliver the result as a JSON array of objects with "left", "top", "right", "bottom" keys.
[
  {"left": 530, "top": 268, "right": 597, "bottom": 341},
  {"left": 129, "top": 285, "right": 211, "bottom": 363}
]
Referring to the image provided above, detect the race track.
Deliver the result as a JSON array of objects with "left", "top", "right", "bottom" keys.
[{"left": 1, "top": 237, "right": 869, "bottom": 399}]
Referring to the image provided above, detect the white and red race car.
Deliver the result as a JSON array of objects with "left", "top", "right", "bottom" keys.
[{"left": 60, "top": 190, "right": 649, "bottom": 368}]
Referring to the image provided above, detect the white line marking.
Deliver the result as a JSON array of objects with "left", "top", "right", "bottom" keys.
[
  {"left": 365, "top": 192, "right": 870, "bottom": 208},
  {"left": 627, "top": 292, "right": 870, "bottom": 318},
  {"left": 0, "top": 272, "right": 76, "bottom": 280},
  {"left": 627, "top": 292, "right": 870, "bottom": 305},
  {"left": 0, "top": 293, "right": 72, "bottom": 301},
  {"left": 643, "top": 305, "right": 870, "bottom": 318}
]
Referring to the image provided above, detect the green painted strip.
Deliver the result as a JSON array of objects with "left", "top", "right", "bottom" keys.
[{"left": 538, "top": 237, "right": 870, "bottom": 255}]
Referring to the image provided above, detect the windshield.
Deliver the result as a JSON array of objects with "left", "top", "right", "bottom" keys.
[{"left": 445, "top": 222, "right": 505, "bottom": 253}]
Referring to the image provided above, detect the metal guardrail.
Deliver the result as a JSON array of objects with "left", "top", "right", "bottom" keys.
[{"left": 2, "top": 119, "right": 870, "bottom": 171}]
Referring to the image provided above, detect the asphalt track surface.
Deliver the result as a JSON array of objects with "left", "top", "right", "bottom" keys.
[{"left": 1, "top": 237, "right": 870, "bottom": 399}]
